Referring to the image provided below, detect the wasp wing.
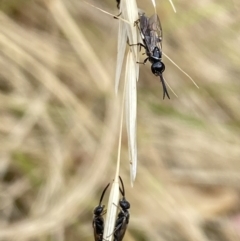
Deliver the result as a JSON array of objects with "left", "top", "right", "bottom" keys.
[
  {"left": 138, "top": 14, "right": 152, "bottom": 54},
  {"left": 114, "top": 223, "right": 128, "bottom": 241},
  {"left": 113, "top": 213, "right": 130, "bottom": 241},
  {"left": 139, "top": 14, "right": 149, "bottom": 37},
  {"left": 146, "top": 14, "right": 163, "bottom": 53},
  {"left": 93, "top": 217, "right": 104, "bottom": 241},
  {"left": 93, "top": 228, "right": 101, "bottom": 241}
]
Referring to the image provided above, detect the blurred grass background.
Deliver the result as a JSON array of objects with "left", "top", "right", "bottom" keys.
[{"left": 0, "top": 0, "right": 240, "bottom": 240}]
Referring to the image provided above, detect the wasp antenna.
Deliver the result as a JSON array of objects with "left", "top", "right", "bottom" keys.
[
  {"left": 99, "top": 183, "right": 110, "bottom": 205},
  {"left": 118, "top": 176, "right": 125, "bottom": 197},
  {"left": 116, "top": 0, "right": 120, "bottom": 9},
  {"left": 160, "top": 75, "right": 170, "bottom": 99},
  {"left": 119, "top": 187, "right": 124, "bottom": 196}
]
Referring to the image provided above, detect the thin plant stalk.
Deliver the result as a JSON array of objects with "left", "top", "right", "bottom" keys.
[{"left": 103, "top": 73, "right": 128, "bottom": 241}]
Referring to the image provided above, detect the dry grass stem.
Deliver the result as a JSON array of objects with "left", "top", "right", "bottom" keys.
[
  {"left": 150, "top": 0, "right": 156, "bottom": 9},
  {"left": 84, "top": 1, "right": 132, "bottom": 25},
  {"left": 103, "top": 179, "right": 120, "bottom": 241},
  {"left": 163, "top": 52, "right": 199, "bottom": 88},
  {"left": 116, "top": 0, "right": 139, "bottom": 183},
  {"left": 115, "top": 17, "right": 128, "bottom": 93},
  {"left": 45, "top": 0, "right": 111, "bottom": 92},
  {"left": 168, "top": 0, "right": 177, "bottom": 13},
  {"left": 165, "top": 79, "right": 178, "bottom": 98},
  {"left": 125, "top": 51, "right": 137, "bottom": 183}
]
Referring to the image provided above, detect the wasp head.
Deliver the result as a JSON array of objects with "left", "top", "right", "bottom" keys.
[
  {"left": 93, "top": 183, "right": 110, "bottom": 216},
  {"left": 118, "top": 176, "right": 130, "bottom": 210},
  {"left": 151, "top": 62, "right": 165, "bottom": 76},
  {"left": 94, "top": 205, "right": 105, "bottom": 216},
  {"left": 119, "top": 198, "right": 130, "bottom": 210}
]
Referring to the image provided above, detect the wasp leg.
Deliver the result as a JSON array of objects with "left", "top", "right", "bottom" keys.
[
  {"left": 114, "top": 12, "right": 122, "bottom": 19},
  {"left": 106, "top": 216, "right": 125, "bottom": 239},
  {"left": 134, "top": 18, "right": 140, "bottom": 26},
  {"left": 137, "top": 57, "right": 149, "bottom": 65},
  {"left": 128, "top": 42, "right": 146, "bottom": 52}
]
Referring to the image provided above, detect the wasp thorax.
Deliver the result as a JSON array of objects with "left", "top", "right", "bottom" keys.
[
  {"left": 152, "top": 47, "right": 161, "bottom": 58},
  {"left": 151, "top": 62, "right": 165, "bottom": 75}
]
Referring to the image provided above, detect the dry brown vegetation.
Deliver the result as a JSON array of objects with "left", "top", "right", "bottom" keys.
[{"left": 0, "top": 0, "right": 240, "bottom": 240}]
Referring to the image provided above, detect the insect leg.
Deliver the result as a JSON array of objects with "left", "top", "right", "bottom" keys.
[
  {"left": 128, "top": 42, "right": 146, "bottom": 52},
  {"left": 114, "top": 12, "right": 122, "bottom": 19},
  {"left": 106, "top": 216, "right": 125, "bottom": 238},
  {"left": 137, "top": 57, "right": 149, "bottom": 65}
]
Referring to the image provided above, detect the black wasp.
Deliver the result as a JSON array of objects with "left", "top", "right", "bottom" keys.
[
  {"left": 93, "top": 183, "right": 110, "bottom": 241},
  {"left": 113, "top": 176, "right": 130, "bottom": 241},
  {"left": 131, "top": 13, "right": 170, "bottom": 99}
]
